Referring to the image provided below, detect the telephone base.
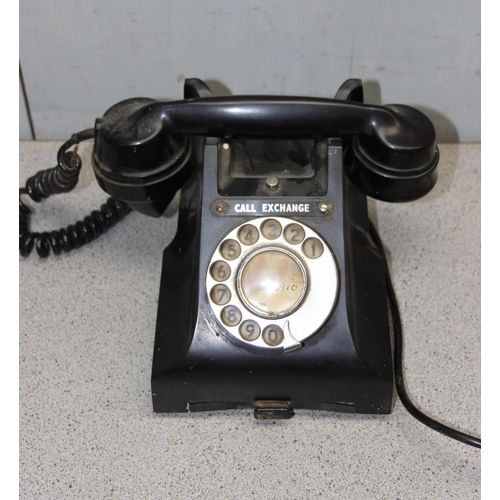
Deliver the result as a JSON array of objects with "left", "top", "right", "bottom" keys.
[{"left": 151, "top": 137, "right": 395, "bottom": 417}]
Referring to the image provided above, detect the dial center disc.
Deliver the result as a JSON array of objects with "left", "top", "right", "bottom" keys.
[{"left": 237, "top": 247, "right": 307, "bottom": 318}]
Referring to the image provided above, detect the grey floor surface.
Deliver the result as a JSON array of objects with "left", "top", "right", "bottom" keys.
[{"left": 19, "top": 141, "right": 480, "bottom": 499}]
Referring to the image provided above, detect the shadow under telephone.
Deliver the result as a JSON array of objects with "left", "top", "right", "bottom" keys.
[{"left": 19, "top": 78, "right": 480, "bottom": 448}]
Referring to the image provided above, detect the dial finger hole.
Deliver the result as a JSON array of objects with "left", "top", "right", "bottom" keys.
[
  {"left": 284, "top": 223, "right": 305, "bottom": 245},
  {"left": 302, "top": 237, "right": 324, "bottom": 259},
  {"left": 262, "top": 325, "right": 284, "bottom": 346},
  {"left": 238, "top": 224, "right": 259, "bottom": 245},
  {"left": 221, "top": 305, "right": 242, "bottom": 327},
  {"left": 210, "top": 284, "right": 231, "bottom": 305},
  {"left": 220, "top": 239, "right": 241, "bottom": 260},
  {"left": 239, "top": 320, "right": 261, "bottom": 341},
  {"left": 210, "top": 261, "right": 231, "bottom": 282},
  {"left": 260, "top": 219, "right": 282, "bottom": 240}
]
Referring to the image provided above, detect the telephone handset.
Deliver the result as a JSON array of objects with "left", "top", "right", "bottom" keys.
[
  {"left": 19, "top": 78, "right": 479, "bottom": 448},
  {"left": 91, "top": 78, "right": 438, "bottom": 218}
]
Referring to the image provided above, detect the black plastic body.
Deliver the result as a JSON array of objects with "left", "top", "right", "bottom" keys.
[{"left": 151, "top": 138, "right": 394, "bottom": 415}]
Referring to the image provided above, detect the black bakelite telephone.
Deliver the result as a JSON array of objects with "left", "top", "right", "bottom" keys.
[{"left": 19, "top": 78, "right": 480, "bottom": 448}]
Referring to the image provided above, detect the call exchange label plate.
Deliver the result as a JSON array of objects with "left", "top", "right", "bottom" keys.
[{"left": 212, "top": 200, "right": 331, "bottom": 217}]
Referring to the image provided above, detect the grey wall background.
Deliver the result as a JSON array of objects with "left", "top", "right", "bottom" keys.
[{"left": 19, "top": 0, "right": 480, "bottom": 142}]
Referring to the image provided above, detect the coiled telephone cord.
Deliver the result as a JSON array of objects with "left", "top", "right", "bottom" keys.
[{"left": 19, "top": 129, "right": 131, "bottom": 258}]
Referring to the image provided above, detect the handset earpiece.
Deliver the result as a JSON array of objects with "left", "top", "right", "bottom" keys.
[
  {"left": 348, "top": 104, "right": 439, "bottom": 202},
  {"left": 91, "top": 97, "right": 193, "bottom": 217},
  {"left": 91, "top": 79, "right": 214, "bottom": 217},
  {"left": 334, "top": 80, "right": 439, "bottom": 202}
]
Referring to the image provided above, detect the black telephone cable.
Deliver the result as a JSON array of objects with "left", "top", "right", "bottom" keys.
[
  {"left": 369, "top": 221, "right": 481, "bottom": 449},
  {"left": 19, "top": 129, "right": 132, "bottom": 258}
]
